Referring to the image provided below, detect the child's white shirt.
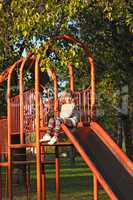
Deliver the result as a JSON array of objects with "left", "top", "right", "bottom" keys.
[{"left": 60, "top": 103, "right": 75, "bottom": 119}]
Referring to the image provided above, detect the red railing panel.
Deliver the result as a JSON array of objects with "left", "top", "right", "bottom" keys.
[{"left": 0, "top": 118, "right": 8, "bottom": 155}]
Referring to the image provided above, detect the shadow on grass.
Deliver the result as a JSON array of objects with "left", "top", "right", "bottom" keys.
[
  {"left": 2, "top": 158, "right": 109, "bottom": 200},
  {"left": 46, "top": 175, "right": 93, "bottom": 192}
]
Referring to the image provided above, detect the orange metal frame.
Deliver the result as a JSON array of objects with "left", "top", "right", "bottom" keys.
[{"left": 0, "top": 34, "right": 132, "bottom": 200}]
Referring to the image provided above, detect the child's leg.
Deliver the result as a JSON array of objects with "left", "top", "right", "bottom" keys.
[
  {"left": 64, "top": 118, "right": 73, "bottom": 127},
  {"left": 48, "top": 118, "right": 61, "bottom": 145},
  {"left": 54, "top": 118, "right": 62, "bottom": 137},
  {"left": 47, "top": 117, "right": 55, "bottom": 134},
  {"left": 40, "top": 118, "right": 55, "bottom": 142}
]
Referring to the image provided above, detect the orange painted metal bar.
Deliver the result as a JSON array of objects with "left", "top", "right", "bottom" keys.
[
  {"left": 0, "top": 65, "right": 14, "bottom": 84},
  {"left": 93, "top": 175, "right": 98, "bottom": 200},
  {"left": 67, "top": 64, "right": 74, "bottom": 92},
  {"left": 0, "top": 163, "right": 8, "bottom": 167},
  {"left": 10, "top": 143, "right": 36, "bottom": 148},
  {"left": 90, "top": 121, "right": 133, "bottom": 175},
  {"left": 83, "top": 91, "right": 86, "bottom": 119},
  {"left": 40, "top": 97, "right": 44, "bottom": 128},
  {"left": 78, "top": 92, "right": 82, "bottom": 122},
  {"left": 49, "top": 68, "right": 60, "bottom": 200},
  {"left": 19, "top": 53, "right": 33, "bottom": 144},
  {"left": 87, "top": 91, "right": 90, "bottom": 120},
  {"left": 0, "top": 118, "right": 8, "bottom": 198},
  {"left": 7, "top": 58, "right": 23, "bottom": 200},
  {"left": 55, "top": 146, "right": 60, "bottom": 200},
  {"left": 0, "top": 118, "right": 8, "bottom": 155},
  {"left": 50, "top": 68, "right": 59, "bottom": 117},
  {"left": 61, "top": 124, "right": 118, "bottom": 200},
  {"left": 27, "top": 56, "right": 35, "bottom": 72},
  {"left": 88, "top": 57, "right": 95, "bottom": 119},
  {"left": 0, "top": 167, "right": 2, "bottom": 200},
  {"left": 41, "top": 146, "right": 46, "bottom": 200},
  {"left": 35, "top": 55, "right": 42, "bottom": 200},
  {"left": 41, "top": 170, "right": 46, "bottom": 200}
]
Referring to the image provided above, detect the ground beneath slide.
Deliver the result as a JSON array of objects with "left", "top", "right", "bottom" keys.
[{"left": 72, "top": 127, "right": 133, "bottom": 200}]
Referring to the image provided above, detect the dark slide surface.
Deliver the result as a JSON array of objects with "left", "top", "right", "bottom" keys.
[{"left": 71, "top": 127, "right": 133, "bottom": 200}]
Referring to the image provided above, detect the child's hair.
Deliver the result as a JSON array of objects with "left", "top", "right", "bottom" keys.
[{"left": 61, "top": 91, "right": 74, "bottom": 104}]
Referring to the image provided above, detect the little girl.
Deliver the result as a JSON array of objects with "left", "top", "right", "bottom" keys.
[{"left": 40, "top": 91, "right": 79, "bottom": 145}]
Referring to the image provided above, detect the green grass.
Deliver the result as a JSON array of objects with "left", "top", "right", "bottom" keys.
[{"left": 1, "top": 157, "right": 109, "bottom": 200}]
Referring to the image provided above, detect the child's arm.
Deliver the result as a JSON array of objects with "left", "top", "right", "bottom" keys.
[{"left": 69, "top": 105, "right": 79, "bottom": 126}]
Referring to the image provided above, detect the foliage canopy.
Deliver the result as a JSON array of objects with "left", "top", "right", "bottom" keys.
[{"left": 0, "top": 0, "right": 133, "bottom": 157}]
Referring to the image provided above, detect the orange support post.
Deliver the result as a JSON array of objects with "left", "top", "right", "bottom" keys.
[
  {"left": 88, "top": 57, "right": 95, "bottom": 119},
  {"left": 93, "top": 175, "right": 98, "bottom": 200},
  {"left": 55, "top": 146, "right": 60, "bottom": 200},
  {"left": 40, "top": 98, "right": 44, "bottom": 128},
  {"left": 35, "top": 55, "right": 42, "bottom": 200},
  {"left": 41, "top": 146, "right": 46, "bottom": 200},
  {"left": 0, "top": 167, "right": 2, "bottom": 200},
  {"left": 67, "top": 64, "right": 74, "bottom": 92},
  {"left": 48, "top": 68, "right": 60, "bottom": 199},
  {"left": 41, "top": 168, "right": 46, "bottom": 200},
  {"left": 7, "top": 58, "right": 23, "bottom": 200}
]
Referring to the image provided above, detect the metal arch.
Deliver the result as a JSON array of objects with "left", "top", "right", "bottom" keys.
[
  {"left": 7, "top": 52, "right": 33, "bottom": 199},
  {"left": 67, "top": 64, "right": 74, "bottom": 92},
  {"left": 19, "top": 52, "right": 34, "bottom": 144},
  {"left": 45, "top": 34, "right": 95, "bottom": 119},
  {"left": 47, "top": 68, "right": 59, "bottom": 116},
  {"left": 7, "top": 58, "right": 23, "bottom": 200},
  {"left": 35, "top": 54, "right": 42, "bottom": 200},
  {"left": 46, "top": 64, "right": 74, "bottom": 115}
]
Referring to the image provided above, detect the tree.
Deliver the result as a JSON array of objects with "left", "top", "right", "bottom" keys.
[
  {"left": 76, "top": 0, "right": 133, "bottom": 159},
  {"left": 0, "top": 0, "right": 132, "bottom": 158}
]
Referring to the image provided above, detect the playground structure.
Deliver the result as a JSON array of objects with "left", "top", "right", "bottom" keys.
[{"left": 0, "top": 35, "right": 133, "bottom": 200}]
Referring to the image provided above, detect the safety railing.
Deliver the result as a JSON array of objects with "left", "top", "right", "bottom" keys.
[
  {"left": 73, "top": 89, "right": 91, "bottom": 122},
  {"left": 0, "top": 118, "right": 8, "bottom": 161},
  {"left": 9, "top": 87, "right": 91, "bottom": 142},
  {"left": 10, "top": 95, "right": 20, "bottom": 134}
]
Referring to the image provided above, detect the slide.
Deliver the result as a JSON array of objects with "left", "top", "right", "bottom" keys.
[{"left": 61, "top": 122, "right": 133, "bottom": 200}]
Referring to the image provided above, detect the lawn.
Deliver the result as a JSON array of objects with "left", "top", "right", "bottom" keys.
[{"left": 2, "top": 154, "right": 109, "bottom": 200}]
